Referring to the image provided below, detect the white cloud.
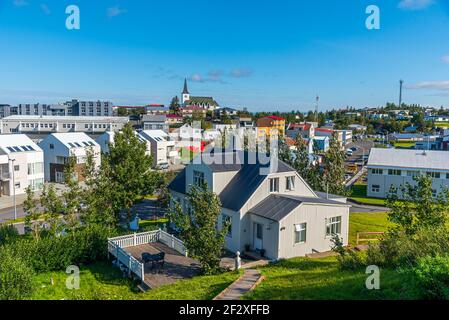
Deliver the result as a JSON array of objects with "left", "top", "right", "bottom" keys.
[
  {"left": 107, "top": 5, "right": 127, "bottom": 18},
  {"left": 398, "top": 0, "right": 434, "bottom": 10},
  {"left": 13, "top": 0, "right": 28, "bottom": 7},
  {"left": 442, "top": 55, "right": 449, "bottom": 63},
  {"left": 40, "top": 4, "right": 51, "bottom": 15},
  {"left": 230, "top": 68, "right": 253, "bottom": 78},
  {"left": 406, "top": 81, "right": 449, "bottom": 90}
]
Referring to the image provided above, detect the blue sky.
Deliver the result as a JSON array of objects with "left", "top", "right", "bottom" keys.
[{"left": 0, "top": 0, "right": 449, "bottom": 111}]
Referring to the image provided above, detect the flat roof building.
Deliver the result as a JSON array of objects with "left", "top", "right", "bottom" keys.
[{"left": 367, "top": 148, "right": 449, "bottom": 199}]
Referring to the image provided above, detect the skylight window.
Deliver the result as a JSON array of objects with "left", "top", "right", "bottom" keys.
[
  {"left": 74, "top": 142, "right": 82, "bottom": 147},
  {"left": 13, "top": 147, "right": 21, "bottom": 152},
  {"left": 27, "top": 145, "right": 35, "bottom": 151},
  {"left": 83, "top": 142, "right": 89, "bottom": 147},
  {"left": 68, "top": 143, "right": 76, "bottom": 148},
  {"left": 7, "top": 147, "right": 15, "bottom": 152}
]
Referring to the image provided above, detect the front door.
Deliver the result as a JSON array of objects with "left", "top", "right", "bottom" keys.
[
  {"left": 55, "top": 171, "right": 64, "bottom": 183},
  {"left": 253, "top": 223, "right": 263, "bottom": 251}
]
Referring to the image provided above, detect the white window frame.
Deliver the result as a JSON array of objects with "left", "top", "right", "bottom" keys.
[
  {"left": 286, "top": 176, "right": 295, "bottom": 191},
  {"left": 269, "top": 177, "right": 279, "bottom": 193},
  {"left": 193, "top": 170, "right": 205, "bottom": 187},
  {"left": 294, "top": 223, "right": 307, "bottom": 244},
  {"left": 222, "top": 214, "right": 232, "bottom": 238},
  {"left": 325, "top": 216, "right": 342, "bottom": 237},
  {"left": 372, "top": 184, "right": 380, "bottom": 193}
]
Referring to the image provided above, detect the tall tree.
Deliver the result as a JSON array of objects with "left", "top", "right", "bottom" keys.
[
  {"left": 278, "top": 136, "right": 292, "bottom": 164},
  {"left": 61, "top": 155, "right": 82, "bottom": 232},
  {"left": 105, "top": 123, "right": 155, "bottom": 223},
  {"left": 39, "top": 183, "right": 64, "bottom": 236},
  {"left": 321, "top": 132, "right": 346, "bottom": 195},
  {"left": 23, "top": 187, "right": 40, "bottom": 241},
  {"left": 169, "top": 96, "right": 180, "bottom": 113},
  {"left": 169, "top": 184, "right": 226, "bottom": 274}
]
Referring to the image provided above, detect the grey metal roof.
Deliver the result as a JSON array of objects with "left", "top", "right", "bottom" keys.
[
  {"left": 168, "top": 168, "right": 186, "bottom": 194},
  {"left": 248, "top": 194, "right": 350, "bottom": 222},
  {"left": 141, "top": 115, "right": 167, "bottom": 123},
  {"left": 248, "top": 195, "right": 303, "bottom": 221}
]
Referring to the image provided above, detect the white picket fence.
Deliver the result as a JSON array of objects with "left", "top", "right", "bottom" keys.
[{"left": 107, "top": 229, "right": 187, "bottom": 282}]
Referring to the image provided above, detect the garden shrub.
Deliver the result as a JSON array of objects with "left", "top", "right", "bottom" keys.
[
  {"left": 0, "top": 246, "right": 34, "bottom": 300},
  {"left": 410, "top": 255, "right": 449, "bottom": 300},
  {"left": 0, "top": 224, "right": 19, "bottom": 246}
]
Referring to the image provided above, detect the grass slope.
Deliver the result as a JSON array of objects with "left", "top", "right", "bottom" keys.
[
  {"left": 244, "top": 257, "right": 414, "bottom": 300},
  {"left": 32, "top": 262, "right": 240, "bottom": 300},
  {"left": 349, "top": 212, "right": 392, "bottom": 246}
]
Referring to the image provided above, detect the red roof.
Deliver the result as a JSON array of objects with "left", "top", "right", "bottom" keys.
[
  {"left": 167, "top": 114, "right": 183, "bottom": 118},
  {"left": 288, "top": 123, "right": 311, "bottom": 130},
  {"left": 148, "top": 104, "right": 165, "bottom": 107},
  {"left": 315, "top": 128, "right": 333, "bottom": 133},
  {"left": 267, "top": 115, "right": 285, "bottom": 121}
]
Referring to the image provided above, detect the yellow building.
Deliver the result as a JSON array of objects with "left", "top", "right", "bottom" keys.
[{"left": 256, "top": 116, "right": 286, "bottom": 138}]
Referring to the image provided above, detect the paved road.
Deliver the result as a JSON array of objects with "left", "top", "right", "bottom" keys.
[
  {"left": 0, "top": 205, "right": 26, "bottom": 223},
  {"left": 348, "top": 200, "right": 389, "bottom": 213}
]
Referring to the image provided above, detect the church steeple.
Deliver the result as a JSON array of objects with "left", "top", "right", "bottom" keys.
[
  {"left": 182, "top": 78, "right": 189, "bottom": 94},
  {"left": 182, "top": 78, "right": 190, "bottom": 104}
]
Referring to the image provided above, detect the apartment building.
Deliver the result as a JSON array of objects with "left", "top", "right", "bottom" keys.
[
  {"left": 367, "top": 148, "right": 449, "bottom": 199},
  {"left": 38, "top": 133, "right": 101, "bottom": 183},
  {"left": 0, "top": 134, "right": 44, "bottom": 196},
  {"left": 0, "top": 115, "right": 128, "bottom": 134},
  {"left": 138, "top": 130, "right": 179, "bottom": 167},
  {"left": 0, "top": 100, "right": 114, "bottom": 118}
]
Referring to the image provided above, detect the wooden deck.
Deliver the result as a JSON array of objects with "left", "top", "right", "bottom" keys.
[{"left": 125, "top": 242, "right": 201, "bottom": 289}]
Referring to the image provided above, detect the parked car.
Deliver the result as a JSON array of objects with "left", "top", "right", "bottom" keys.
[
  {"left": 157, "top": 162, "right": 169, "bottom": 170},
  {"left": 346, "top": 149, "right": 353, "bottom": 156}
]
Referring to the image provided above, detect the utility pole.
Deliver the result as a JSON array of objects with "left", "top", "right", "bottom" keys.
[
  {"left": 315, "top": 95, "right": 319, "bottom": 123},
  {"left": 399, "top": 79, "right": 404, "bottom": 109}
]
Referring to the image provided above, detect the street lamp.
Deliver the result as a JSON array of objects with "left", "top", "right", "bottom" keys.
[{"left": 9, "top": 158, "right": 17, "bottom": 221}]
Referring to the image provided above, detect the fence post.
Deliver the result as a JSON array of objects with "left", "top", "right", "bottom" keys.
[
  {"left": 171, "top": 234, "right": 174, "bottom": 249},
  {"left": 133, "top": 233, "right": 137, "bottom": 246}
]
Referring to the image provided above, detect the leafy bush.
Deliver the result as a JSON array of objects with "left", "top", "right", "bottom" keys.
[
  {"left": 336, "top": 250, "right": 366, "bottom": 271},
  {"left": 5, "top": 225, "right": 116, "bottom": 273},
  {"left": 0, "top": 224, "right": 19, "bottom": 246},
  {"left": 366, "top": 228, "right": 449, "bottom": 268},
  {"left": 0, "top": 246, "right": 34, "bottom": 300},
  {"left": 410, "top": 255, "right": 449, "bottom": 300}
]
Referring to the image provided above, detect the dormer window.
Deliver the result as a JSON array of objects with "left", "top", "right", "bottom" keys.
[
  {"left": 269, "top": 178, "right": 279, "bottom": 193},
  {"left": 193, "top": 170, "right": 205, "bottom": 187},
  {"left": 286, "top": 176, "right": 295, "bottom": 191}
]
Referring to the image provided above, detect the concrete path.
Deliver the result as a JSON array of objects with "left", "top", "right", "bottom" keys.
[
  {"left": 214, "top": 269, "right": 263, "bottom": 300},
  {"left": 348, "top": 200, "right": 390, "bottom": 213}
]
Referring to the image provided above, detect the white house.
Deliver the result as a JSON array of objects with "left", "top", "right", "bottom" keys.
[
  {"left": 367, "top": 148, "right": 449, "bottom": 199},
  {"left": 95, "top": 131, "right": 116, "bottom": 154},
  {"left": 138, "top": 130, "right": 179, "bottom": 167},
  {"left": 38, "top": 132, "right": 101, "bottom": 183},
  {"left": 169, "top": 151, "right": 350, "bottom": 260},
  {"left": 0, "top": 134, "right": 44, "bottom": 196}
]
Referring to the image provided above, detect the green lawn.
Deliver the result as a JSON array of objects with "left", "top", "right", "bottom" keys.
[
  {"left": 349, "top": 184, "right": 386, "bottom": 206},
  {"left": 244, "top": 257, "right": 415, "bottom": 300},
  {"left": 32, "top": 262, "right": 241, "bottom": 300},
  {"left": 392, "top": 141, "right": 416, "bottom": 149},
  {"left": 349, "top": 212, "right": 392, "bottom": 246},
  {"left": 435, "top": 121, "right": 449, "bottom": 128},
  {"left": 139, "top": 218, "right": 169, "bottom": 231}
]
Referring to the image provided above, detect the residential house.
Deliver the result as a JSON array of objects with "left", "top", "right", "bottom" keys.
[
  {"left": 38, "top": 133, "right": 101, "bottom": 183},
  {"left": 141, "top": 115, "right": 169, "bottom": 132},
  {"left": 215, "top": 107, "right": 238, "bottom": 117},
  {"left": 166, "top": 114, "right": 184, "bottom": 125},
  {"left": 367, "top": 148, "right": 449, "bottom": 199},
  {"left": 179, "top": 106, "right": 208, "bottom": 118},
  {"left": 238, "top": 117, "right": 254, "bottom": 128},
  {"left": 257, "top": 116, "right": 286, "bottom": 138},
  {"left": 168, "top": 151, "right": 350, "bottom": 260},
  {"left": 312, "top": 136, "right": 330, "bottom": 153},
  {"left": 286, "top": 123, "right": 315, "bottom": 140},
  {"left": 0, "top": 134, "right": 44, "bottom": 196}
]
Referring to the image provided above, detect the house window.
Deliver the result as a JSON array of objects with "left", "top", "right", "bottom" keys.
[
  {"left": 370, "top": 169, "right": 383, "bottom": 175},
  {"left": 269, "top": 178, "right": 279, "bottom": 193},
  {"left": 14, "top": 165, "right": 19, "bottom": 171},
  {"left": 14, "top": 182, "right": 20, "bottom": 189},
  {"left": 286, "top": 176, "right": 295, "bottom": 191},
  {"left": 222, "top": 214, "right": 232, "bottom": 237},
  {"left": 407, "top": 170, "right": 419, "bottom": 177},
  {"left": 294, "top": 223, "right": 307, "bottom": 244},
  {"left": 388, "top": 169, "right": 401, "bottom": 176},
  {"left": 372, "top": 184, "right": 380, "bottom": 193},
  {"left": 326, "top": 216, "right": 342, "bottom": 237},
  {"left": 432, "top": 189, "right": 437, "bottom": 198},
  {"left": 426, "top": 172, "right": 441, "bottom": 179},
  {"left": 193, "top": 170, "right": 205, "bottom": 187}
]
